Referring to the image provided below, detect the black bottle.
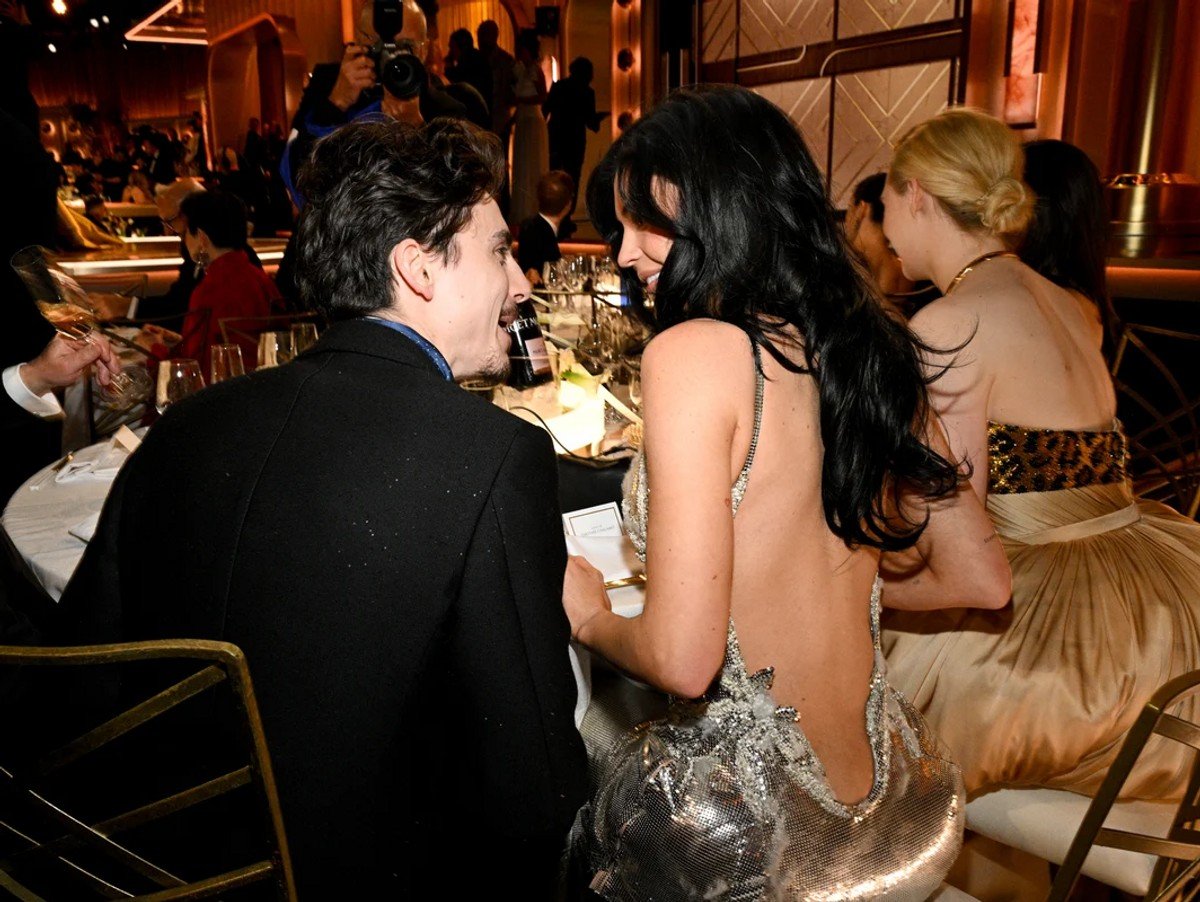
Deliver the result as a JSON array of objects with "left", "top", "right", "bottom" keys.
[{"left": 506, "top": 299, "right": 553, "bottom": 388}]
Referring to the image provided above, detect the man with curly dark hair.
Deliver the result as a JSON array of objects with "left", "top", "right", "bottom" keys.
[{"left": 61, "top": 117, "right": 587, "bottom": 897}]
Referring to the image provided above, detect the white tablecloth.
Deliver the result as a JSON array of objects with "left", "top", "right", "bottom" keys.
[{"left": 2, "top": 442, "right": 120, "bottom": 601}]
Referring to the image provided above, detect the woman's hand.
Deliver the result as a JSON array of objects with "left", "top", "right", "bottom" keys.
[{"left": 563, "top": 555, "right": 611, "bottom": 644}]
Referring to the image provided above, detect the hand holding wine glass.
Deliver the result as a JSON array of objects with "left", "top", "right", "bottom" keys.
[
  {"left": 20, "top": 332, "right": 122, "bottom": 395},
  {"left": 11, "top": 245, "right": 149, "bottom": 407}
]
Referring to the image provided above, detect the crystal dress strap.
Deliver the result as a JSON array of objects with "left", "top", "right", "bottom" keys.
[{"left": 730, "top": 340, "right": 765, "bottom": 517}]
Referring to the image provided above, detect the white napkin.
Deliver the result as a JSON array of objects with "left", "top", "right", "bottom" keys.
[
  {"left": 564, "top": 533, "right": 647, "bottom": 727},
  {"left": 68, "top": 511, "right": 101, "bottom": 542},
  {"left": 55, "top": 439, "right": 130, "bottom": 484}
]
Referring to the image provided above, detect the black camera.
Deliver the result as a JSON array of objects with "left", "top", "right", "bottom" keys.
[{"left": 366, "top": 0, "right": 426, "bottom": 100}]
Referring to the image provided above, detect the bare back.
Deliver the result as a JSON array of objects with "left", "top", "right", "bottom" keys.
[
  {"left": 642, "top": 319, "right": 879, "bottom": 803},
  {"left": 912, "top": 258, "right": 1116, "bottom": 497}
]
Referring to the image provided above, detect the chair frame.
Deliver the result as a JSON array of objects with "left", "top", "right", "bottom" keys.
[
  {"left": 1111, "top": 322, "right": 1200, "bottom": 519},
  {"left": 0, "top": 640, "right": 296, "bottom": 901},
  {"left": 1049, "top": 670, "right": 1200, "bottom": 901}
]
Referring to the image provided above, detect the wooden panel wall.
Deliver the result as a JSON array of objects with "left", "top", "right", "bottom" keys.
[{"left": 29, "top": 43, "right": 207, "bottom": 122}]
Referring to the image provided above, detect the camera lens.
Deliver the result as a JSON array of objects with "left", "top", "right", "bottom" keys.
[{"left": 381, "top": 52, "right": 425, "bottom": 100}]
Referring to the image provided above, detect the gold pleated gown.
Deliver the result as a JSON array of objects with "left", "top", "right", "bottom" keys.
[{"left": 883, "top": 422, "right": 1200, "bottom": 800}]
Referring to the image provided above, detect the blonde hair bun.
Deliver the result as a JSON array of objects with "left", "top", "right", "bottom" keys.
[
  {"left": 978, "top": 175, "right": 1033, "bottom": 237},
  {"left": 889, "top": 107, "right": 1034, "bottom": 239}
]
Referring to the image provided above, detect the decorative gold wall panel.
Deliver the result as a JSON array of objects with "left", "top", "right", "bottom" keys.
[
  {"left": 752, "top": 78, "right": 831, "bottom": 174},
  {"left": 737, "top": 0, "right": 831, "bottom": 57},
  {"left": 702, "top": 0, "right": 739, "bottom": 63},
  {"left": 836, "top": 0, "right": 956, "bottom": 40},
  {"left": 830, "top": 59, "right": 950, "bottom": 204}
]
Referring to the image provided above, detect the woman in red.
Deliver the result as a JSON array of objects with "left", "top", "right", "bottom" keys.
[{"left": 176, "top": 190, "right": 282, "bottom": 376}]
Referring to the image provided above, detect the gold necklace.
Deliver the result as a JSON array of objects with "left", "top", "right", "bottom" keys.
[{"left": 944, "top": 250, "right": 1017, "bottom": 295}]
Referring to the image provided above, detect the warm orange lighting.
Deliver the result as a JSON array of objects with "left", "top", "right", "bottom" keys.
[
  {"left": 51, "top": 0, "right": 67, "bottom": 14},
  {"left": 125, "top": 0, "right": 208, "bottom": 45}
]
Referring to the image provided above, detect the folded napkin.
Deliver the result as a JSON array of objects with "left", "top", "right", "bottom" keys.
[
  {"left": 55, "top": 439, "right": 130, "bottom": 484},
  {"left": 68, "top": 511, "right": 101, "bottom": 542}
]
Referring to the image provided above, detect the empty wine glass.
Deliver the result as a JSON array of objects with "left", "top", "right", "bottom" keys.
[
  {"left": 155, "top": 359, "right": 205, "bottom": 415},
  {"left": 257, "top": 331, "right": 295, "bottom": 369},
  {"left": 210, "top": 344, "right": 246, "bottom": 384},
  {"left": 11, "top": 245, "right": 148, "bottom": 407},
  {"left": 290, "top": 322, "right": 319, "bottom": 355}
]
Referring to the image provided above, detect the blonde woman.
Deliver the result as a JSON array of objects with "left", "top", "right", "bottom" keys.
[{"left": 881, "top": 108, "right": 1200, "bottom": 801}]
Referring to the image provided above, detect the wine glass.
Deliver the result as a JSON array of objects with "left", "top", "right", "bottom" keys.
[
  {"left": 11, "top": 245, "right": 148, "bottom": 407},
  {"left": 155, "top": 359, "right": 205, "bottom": 415},
  {"left": 290, "top": 322, "right": 319, "bottom": 355},
  {"left": 209, "top": 344, "right": 246, "bottom": 383},
  {"left": 257, "top": 331, "right": 295, "bottom": 368},
  {"left": 627, "top": 365, "right": 642, "bottom": 411}
]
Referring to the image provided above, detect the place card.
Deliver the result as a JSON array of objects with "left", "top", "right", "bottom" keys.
[
  {"left": 113, "top": 424, "right": 142, "bottom": 453},
  {"left": 563, "top": 501, "right": 623, "bottom": 537}
]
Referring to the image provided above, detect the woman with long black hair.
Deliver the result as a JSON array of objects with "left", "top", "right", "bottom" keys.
[{"left": 562, "top": 86, "right": 1010, "bottom": 899}]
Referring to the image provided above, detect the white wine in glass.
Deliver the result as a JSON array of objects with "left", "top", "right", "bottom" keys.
[{"left": 12, "top": 245, "right": 148, "bottom": 407}]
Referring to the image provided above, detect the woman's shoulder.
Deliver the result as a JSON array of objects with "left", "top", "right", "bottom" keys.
[
  {"left": 644, "top": 319, "right": 751, "bottom": 367},
  {"left": 642, "top": 320, "right": 756, "bottom": 407}
]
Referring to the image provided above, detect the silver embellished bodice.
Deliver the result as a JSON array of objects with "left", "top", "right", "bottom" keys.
[{"left": 584, "top": 340, "right": 964, "bottom": 900}]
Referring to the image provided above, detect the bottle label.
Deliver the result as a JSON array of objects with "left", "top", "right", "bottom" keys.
[{"left": 526, "top": 336, "right": 551, "bottom": 374}]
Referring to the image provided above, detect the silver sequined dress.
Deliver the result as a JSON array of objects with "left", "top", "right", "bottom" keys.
[{"left": 580, "top": 344, "right": 965, "bottom": 900}]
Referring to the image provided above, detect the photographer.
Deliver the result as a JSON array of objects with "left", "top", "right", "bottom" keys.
[{"left": 281, "top": 0, "right": 488, "bottom": 207}]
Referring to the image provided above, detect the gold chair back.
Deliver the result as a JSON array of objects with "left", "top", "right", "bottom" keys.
[
  {"left": 1049, "top": 670, "right": 1200, "bottom": 901},
  {"left": 1112, "top": 323, "right": 1200, "bottom": 519},
  {"left": 0, "top": 640, "right": 296, "bottom": 900}
]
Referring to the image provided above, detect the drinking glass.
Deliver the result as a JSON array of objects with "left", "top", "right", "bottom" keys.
[
  {"left": 628, "top": 367, "right": 642, "bottom": 410},
  {"left": 257, "top": 331, "right": 295, "bottom": 368},
  {"left": 290, "top": 322, "right": 319, "bottom": 355},
  {"left": 11, "top": 245, "right": 147, "bottom": 406},
  {"left": 155, "top": 359, "right": 205, "bottom": 415},
  {"left": 209, "top": 344, "right": 246, "bottom": 383}
]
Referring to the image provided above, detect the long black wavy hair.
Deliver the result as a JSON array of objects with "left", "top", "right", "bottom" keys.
[
  {"left": 1020, "top": 139, "right": 1120, "bottom": 361},
  {"left": 587, "top": 85, "right": 961, "bottom": 551}
]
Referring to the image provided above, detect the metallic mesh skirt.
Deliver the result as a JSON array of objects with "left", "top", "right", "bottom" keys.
[{"left": 578, "top": 664, "right": 964, "bottom": 900}]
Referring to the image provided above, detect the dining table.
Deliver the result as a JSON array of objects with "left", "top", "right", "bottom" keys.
[{"left": 2, "top": 436, "right": 129, "bottom": 602}]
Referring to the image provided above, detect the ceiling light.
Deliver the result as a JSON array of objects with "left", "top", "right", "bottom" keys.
[{"left": 51, "top": 0, "right": 67, "bottom": 14}]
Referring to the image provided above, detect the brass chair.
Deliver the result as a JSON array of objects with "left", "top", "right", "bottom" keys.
[
  {"left": 1047, "top": 669, "right": 1200, "bottom": 901},
  {"left": 1112, "top": 322, "right": 1200, "bottom": 519},
  {"left": 0, "top": 640, "right": 296, "bottom": 900}
]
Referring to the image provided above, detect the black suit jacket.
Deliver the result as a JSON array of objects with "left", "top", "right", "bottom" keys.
[
  {"left": 60, "top": 319, "right": 587, "bottom": 896},
  {"left": 517, "top": 215, "right": 561, "bottom": 280}
]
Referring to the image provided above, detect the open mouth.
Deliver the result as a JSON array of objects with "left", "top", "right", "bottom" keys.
[
  {"left": 643, "top": 272, "right": 660, "bottom": 292},
  {"left": 498, "top": 303, "right": 518, "bottom": 330}
]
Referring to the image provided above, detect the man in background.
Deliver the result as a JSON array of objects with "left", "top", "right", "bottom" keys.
[{"left": 518, "top": 170, "right": 573, "bottom": 285}]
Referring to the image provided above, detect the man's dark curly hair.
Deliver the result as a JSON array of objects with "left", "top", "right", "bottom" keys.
[{"left": 295, "top": 117, "right": 505, "bottom": 319}]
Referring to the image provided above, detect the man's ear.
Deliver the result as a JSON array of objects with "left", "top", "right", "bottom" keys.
[{"left": 391, "top": 239, "right": 434, "bottom": 301}]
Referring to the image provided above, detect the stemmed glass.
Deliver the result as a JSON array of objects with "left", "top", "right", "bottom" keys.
[
  {"left": 12, "top": 245, "right": 150, "bottom": 407},
  {"left": 209, "top": 344, "right": 246, "bottom": 384},
  {"left": 290, "top": 322, "right": 319, "bottom": 355},
  {"left": 257, "top": 331, "right": 295, "bottom": 368},
  {"left": 155, "top": 359, "right": 205, "bottom": 414}
]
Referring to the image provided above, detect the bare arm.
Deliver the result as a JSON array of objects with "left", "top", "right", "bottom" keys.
[
  {"left": 880, "top": 299, "right": 1011, "bottom": 610},
  {"left": 880, "top": 419, "right": 1011, "bottom": 610},
  {"left": 564, "top": 322, "right": 745, "bottom": 697}
]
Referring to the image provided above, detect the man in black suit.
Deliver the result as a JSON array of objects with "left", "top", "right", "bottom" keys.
[
  {"left": 543, "top": 57, "right": 607, "bottom": 212},
  {"left": 61, "top": 118, "right": 587, "bottom": 896},
  {"left": 517, "top": 170, "right": 573, "bottom": 285}
]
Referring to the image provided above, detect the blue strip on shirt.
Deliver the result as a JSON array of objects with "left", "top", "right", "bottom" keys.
[{"left": 365, "top": 316, "right": 453, "bottom": 381}]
